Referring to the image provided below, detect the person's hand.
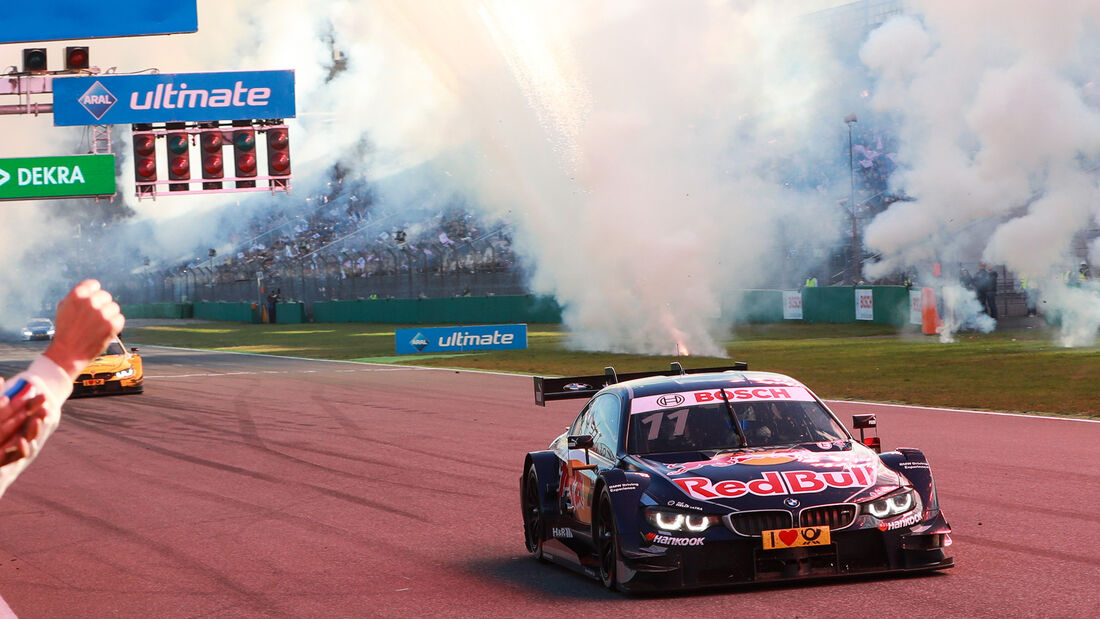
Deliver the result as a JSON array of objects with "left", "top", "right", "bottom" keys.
[
  {"left": 43, "top": 280, "right": 126, "bottom": 381},
  {"left": 0, "top": 379, "right": 48, "bottom": 466}
]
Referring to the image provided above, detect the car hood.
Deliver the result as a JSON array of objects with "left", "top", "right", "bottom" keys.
[
  {"left": 83, "top": 354, "right": 130, "bottom": 374},
  {"left": 634, "top": 441, "right": 905, "bottom": 509}
]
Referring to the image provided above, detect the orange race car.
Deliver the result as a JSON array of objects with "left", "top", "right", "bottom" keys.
[{"left": 72, "top": 336, "right": 144, "bottom": 397}]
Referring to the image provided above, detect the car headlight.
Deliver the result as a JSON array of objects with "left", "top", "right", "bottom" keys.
[
  {"left": 115, "top": 368, "right": 135, "bottom": 379},
  {"left": 644, "top": 508, "right": 720, "bottom": 533},
  {"left": 47, "top": 329, "right": 55, "bottom": 336},
  {"left": 21, "top": 330, "right": 31, "bottom": 337},
  {"left": 862, "top": 488, "right": 919, "bottom": 519}
]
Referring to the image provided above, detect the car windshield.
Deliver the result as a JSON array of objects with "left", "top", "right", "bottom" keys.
[
  {"left": 28, "top": 320, "right": 52, "bottom": 328},
  {"left": 627, "top": 400, "right": 848, "bottom": 454},
  {"left": 102, "top": 341, "right": 125, "bottom": 356}
]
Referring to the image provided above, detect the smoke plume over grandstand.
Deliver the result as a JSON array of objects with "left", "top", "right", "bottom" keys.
[
  {"left": 860, "top": 3, "right": 1100, "bottom": 345},
  {"left": 1, "top": 0, "right": 1098, "bottom": 350}
]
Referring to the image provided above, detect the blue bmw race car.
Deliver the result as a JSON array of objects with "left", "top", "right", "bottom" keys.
[
  {"left": 22, "top": 318, "right": 55, "bottom": 341},
  {"left": 521, "top": 363, "right": 953, "bottom": 591}
]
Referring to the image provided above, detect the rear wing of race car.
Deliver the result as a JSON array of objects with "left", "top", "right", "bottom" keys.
[{"left": 533, "top": 361, "right": 748, "bottom": 406}]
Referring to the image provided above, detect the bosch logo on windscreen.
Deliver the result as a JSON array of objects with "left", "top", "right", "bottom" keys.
[
  {"left": 630, "top": 385, "right": 815, "bottom": 415},
  {"left": 656, "top": 394, "right": 685, "bottom": 407},
  {"left": 693, "top": 388, "right": 802, "bottom": 402}
]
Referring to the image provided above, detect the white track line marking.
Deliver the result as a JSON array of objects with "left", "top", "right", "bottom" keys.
[{"left": 825, "top": 400, "right": 1098, "bottom": 423}]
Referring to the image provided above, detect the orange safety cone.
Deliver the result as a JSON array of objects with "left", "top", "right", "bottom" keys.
[{"left": 921, "top": 287, "right": 942, "bottom": 335}]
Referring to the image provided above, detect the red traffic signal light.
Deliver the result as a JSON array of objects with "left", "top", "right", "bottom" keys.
[
  {"left": 232, "top": 121, "right": 257, "bottom": 188},
  {"left": 132, "top": 124, "right": 157, "bottom": 197},
  {"left": 199, "top": 123, "right": 225, "bottom": 190},
  {"left": 266, "top": 124, "right": 291, "bottom": 189},
  {"left": 22, "top": 48, "right": 47, "bottom": 73},
  {"left": 165, "top": 123, "right": 190, "bottom": 192},
  {"left": 65, "top": 46, "right": 89, "bottom": 70}
]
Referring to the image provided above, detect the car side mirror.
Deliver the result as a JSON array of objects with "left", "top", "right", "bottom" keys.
[
  {"left": 131, "top": 347, "right": 139, "bottom": 353},
  {"left": 852, "top": 414, "right": 876, "bottom": 429},
  {"left": 567, "top": 434, "right": 597, "bottom": 469},
  {"left": 852, "top": 414, "right": 881, "bottom": 453},
  {"left": 568, "top": 434, "right": 594, "bottom": 450}
]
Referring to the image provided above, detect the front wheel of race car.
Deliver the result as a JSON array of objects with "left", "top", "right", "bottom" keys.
[
  {"left": 521, "top": 465, "right": 545, "bottom": 560},
  {"left": 595, "top": 490, "right": 620, "bottom": 590}
]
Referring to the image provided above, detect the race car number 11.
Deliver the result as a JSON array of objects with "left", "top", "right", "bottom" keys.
[{"left": 762, "top": 525, "right": 831, "bottom": 550}]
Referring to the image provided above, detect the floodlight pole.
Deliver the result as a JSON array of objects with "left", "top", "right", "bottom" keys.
[{"left": 845, "top": 113, "right": 860, "bottom": 283}]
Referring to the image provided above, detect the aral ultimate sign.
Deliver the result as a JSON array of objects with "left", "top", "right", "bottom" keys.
[
  {"left": 395, "top": 325, "right": 528, "bottom": 355},
  {"left": 52, "top": 70, "right": 296, "bottom": 126}
]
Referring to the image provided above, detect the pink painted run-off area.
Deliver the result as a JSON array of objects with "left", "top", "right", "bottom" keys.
[{"left": 0, "top": 343, "right": 1095, "bottom": 617}]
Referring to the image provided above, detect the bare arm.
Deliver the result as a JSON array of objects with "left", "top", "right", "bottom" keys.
[
  {"left": 0, "top": 280, "right": 124, "bottom": 497},
  {"left": 44, "top": 279, "right": 126, "bottom": 380}
]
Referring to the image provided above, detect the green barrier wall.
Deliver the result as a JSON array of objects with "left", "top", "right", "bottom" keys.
[
  {"left": 869, "top": 286, "right": 911, "bottom": 326},
  {"left": 802, "top": 287, "right": 856, "bottom": 323},
  {"left": 193, "top": 302, "right": 258, "bottom": 323},
  {"left": 120, "top": 302, "right": 193, "bottom": 319},
  {"left": 121, "top": 289, "right": 912, "bottom": 326},
  {"left": 274, "top": 303, "right": 304, "bottom": 324},
  {"left": 312, "top": 295, "right": 563, "bottom": 324},
  {"left": 801, "top": 286, "right": 911, "bottom": 326},
  {"left": 730, "top": 290, "right": 785, "bottom": 323}
]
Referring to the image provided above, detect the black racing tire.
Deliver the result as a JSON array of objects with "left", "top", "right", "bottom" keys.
[
  {"left": 521, "top": 465, "right": 545, "bottom": 560},
  {"left": 595, "top": 490, "right": 619, "bottom": 590}
]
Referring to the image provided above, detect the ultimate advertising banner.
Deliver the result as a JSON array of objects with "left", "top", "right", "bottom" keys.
[
  {"left": 395, "top": 324, "right": 528, "bottom": 355},
  {"left": 51, "top": 70, "right": 296, "bottom": 126}
]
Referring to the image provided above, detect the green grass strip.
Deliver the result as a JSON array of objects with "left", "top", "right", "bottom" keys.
[{"left": 125, "top": 321, "right": 1098, "bottom": 419}]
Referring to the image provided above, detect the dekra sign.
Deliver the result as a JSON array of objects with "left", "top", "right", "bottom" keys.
[{"left": 18, "top": 166, "right": 85, "bottom": 186}]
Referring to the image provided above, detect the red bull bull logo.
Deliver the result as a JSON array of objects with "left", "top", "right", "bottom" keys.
[
  {"left": 667, "top": 452, "right": 797, "bottom": 476},
  {"left": 666, "top": 448, "right": 867, "bottom": 476}
]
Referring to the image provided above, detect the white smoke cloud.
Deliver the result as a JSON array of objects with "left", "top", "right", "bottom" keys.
[
  {"left": 937, "top": 283, "right": 995, "bottom": 343},
  {"left": 2, "top": 1, "right": 859, "bottom": 353},
  {"left": 860, "top": 0, "right": 1100, "bottom": 344},
  {"left": 6, "top": 1, "right": 990, "bottom": 354},
  {"left": 1042, "top": 280, "right": 1100, "bottom": 347},
  {"left": 372, "top": 2, "right": 852, "bottom": 355}
]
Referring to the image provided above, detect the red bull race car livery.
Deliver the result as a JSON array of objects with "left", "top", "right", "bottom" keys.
[{"left": 520, "top": 363, "right": 952, "bottom": 592}]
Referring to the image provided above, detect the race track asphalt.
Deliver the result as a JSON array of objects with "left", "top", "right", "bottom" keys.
[{"left": 0, "top": 343, "right": 1096, "bottom": 617}]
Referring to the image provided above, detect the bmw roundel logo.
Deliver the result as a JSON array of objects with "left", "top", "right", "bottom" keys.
[
  {"left": 656, "top": 394, "right": 686, "bottom": 407},
  {"left": 784, "top": 498, "right": 800, "bottom": 508}
]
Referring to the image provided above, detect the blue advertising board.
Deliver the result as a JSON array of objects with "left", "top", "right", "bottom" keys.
[
  {"left": 52, "top": 70, "right": 296, "bottom": 126},
  {"left": 395, "top": 324, "right": 529, "bottom": 355},
  {"left": 0, "top": 2, "right": 198, "bottom": 44}
]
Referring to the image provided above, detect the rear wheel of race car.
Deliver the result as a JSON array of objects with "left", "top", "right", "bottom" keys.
[
  {"left": 595, "top": 490, "right": 619, "bottom": 590},
  {"left": 521, "top": 465, "right": 545, "bottom": 560}
]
